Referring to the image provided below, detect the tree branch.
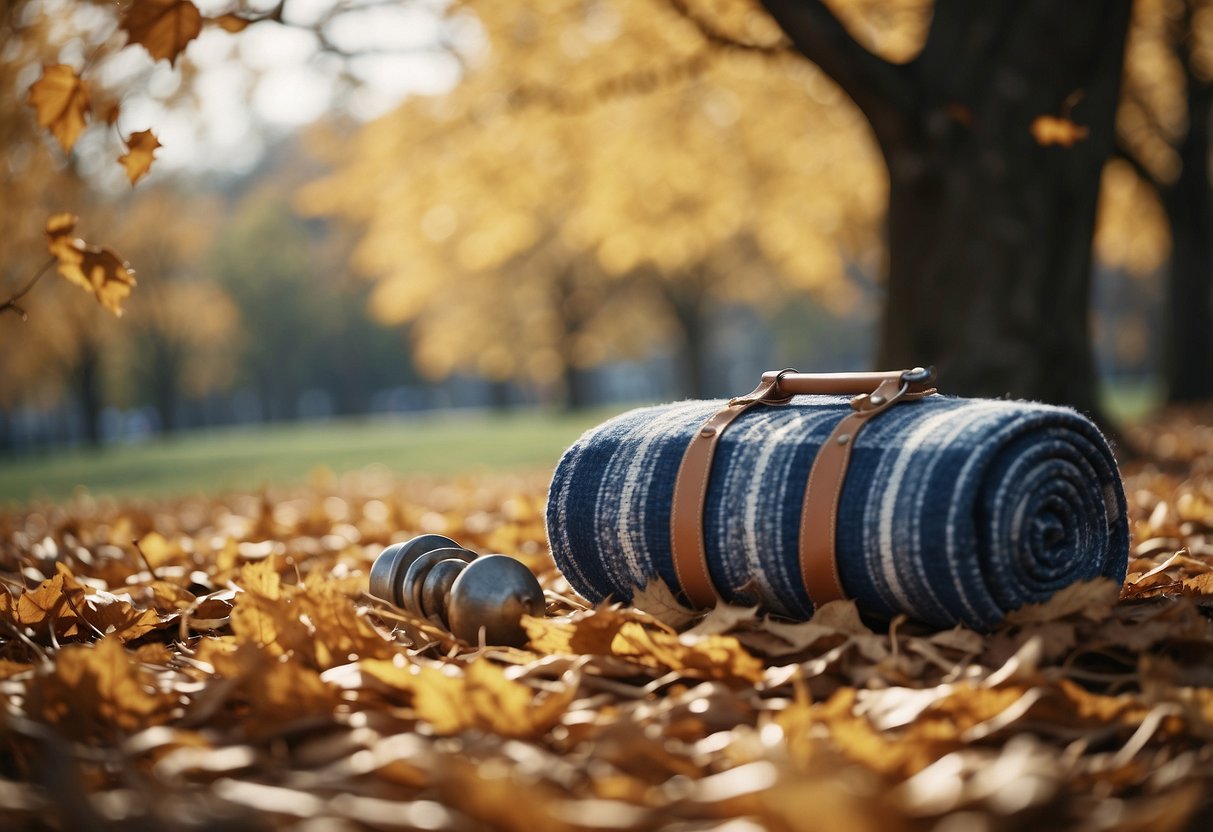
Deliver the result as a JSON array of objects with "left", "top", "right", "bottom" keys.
[
  {"left": 756, "top": 0, "right": 914, "bottom": 148},
  {"left": 0, "top": 257, "right": 55, "bottom": 322}
]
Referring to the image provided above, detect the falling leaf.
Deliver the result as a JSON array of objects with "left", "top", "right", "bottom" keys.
[
  {"left": 45, "top": 213, "right": 137, "bottom": 316},
  {"left": 97, "top": 98, "right": 121, "bottom": 126},
  {"left": 26, "top": 64, "right": 90, "bottom": 153},
  {"left": 212, "top": 13, "right": 252, "bottom": 33},
  {"left": 118, "top": 129, "right": 162, "bottom": 185},
  {"left": 1030, "top": 114, "right": 1089, "bottom": 147},
  {"left": 120, "top": 0, "right": 204, "bottom": 65}
]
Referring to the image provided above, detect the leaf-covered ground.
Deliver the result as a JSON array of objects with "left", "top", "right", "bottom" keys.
[{"left": 4, "top": 416, "right": 1213, "bottom": 831}]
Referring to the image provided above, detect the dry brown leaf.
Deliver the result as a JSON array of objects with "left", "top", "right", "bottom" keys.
[
  {"left": 359, "top": 657, "right": 576, "bottom": 738},
  {"left": 28, "top": 636, "right": 177, "bottom": 739},
  {"left": 609, "top": 621, "right": 764, "bottom": 685},
  {"left": 45, "top": 213, "right": 137, "bottom": 316},
  {"left": 630, "top": 578, "right": 698, "bottom": 628},
  {"left": 26, "top": 64, "right": 90, "bottom": 153},
  {"left": 1005, "top": 579, "right": 1120, "bottom": 624},
  {"left": 523, "top": 607, "right": 627, "bottom": 654},
  {"left": 121, "top": 0, "right": 203, "bottom": 65},
  {"left": 212, "top": 13, "right": 252, "bottom": 33},
  {"left": 118, "top": 129, "right": 162, "bottom": 185},
  {"left": 0, "top": 564, "right": 162, "bottom": 642}
]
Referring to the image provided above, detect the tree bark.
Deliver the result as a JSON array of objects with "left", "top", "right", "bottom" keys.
[
  {"left": 760, "top": 0, "right": 1132, "bottom": 419},
  {"left": 661, "top": 275, "right": 712, "bottom": 399},
  {"left": 1162, "top": 48, "right": 1213, "bottom": 402},
  {"left": 75, "top": 341, "right": 104, "bottom": 447}
]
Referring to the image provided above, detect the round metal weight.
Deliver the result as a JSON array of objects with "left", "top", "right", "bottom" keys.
[
  {"left": 368, "top": 535, "right": 463, "bottom": 606},
  {"left": 446, "top": 555, "right": 544, "bottom": 647},
  {"left": 401, "top": 548, "right": 476, "bottom": 620},
  {"left": 418, "top": 558, "right": 466, "bottom": 625}
]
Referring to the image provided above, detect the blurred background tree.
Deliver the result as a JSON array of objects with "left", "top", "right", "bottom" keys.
[{"left": 0, "top": 0, "right": 1208, "bottom": 453}]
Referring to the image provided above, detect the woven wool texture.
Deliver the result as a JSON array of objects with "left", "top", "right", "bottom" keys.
[{"left": 546, "top": 394, "right": 1129, "bottom": 629}]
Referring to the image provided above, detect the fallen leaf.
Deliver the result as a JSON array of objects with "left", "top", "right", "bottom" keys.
[
  {"left": 28, "top": 636, "right": 177, "bottom": 739},
  {"left": 523, "top": 607, "right": 627, "bottom": 655},
  {"left": 121, "top": 0, "right": 203, "bottom": 65},
  {"left": 610, "top": 622, "right": 764, "bottom": 685},
  {"left": 118, "top": 129, "right": 162, "bottom": 185},
  {"left": 631, "top": 578, "right": 699, "bottom": 628},
  {"left": 1005, "top": 580, "right": 1119, "bottom": 624},
  {"left": 359, "top": 657, "right": 577, "bottom": 738},
  {"left": 26, "top": 64, "right": 90, "bottom": 153}
]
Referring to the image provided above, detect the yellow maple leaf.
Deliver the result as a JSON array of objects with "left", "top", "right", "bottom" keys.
[
  {"left": 44, "top": 213, "right": 137, "bottom": 316},
  {"left": 26, "top": 64, "right": 90, "bottom": 153},
  {"left": 1030, "top": 114, "right": 1089, "bottom": 148},
  {"left": 360, "top": 657, "right": 576, "bottom": 738},
  {"left": 118, "top": 129, "right": 162, "bottom": 185},
  {"left": 522, "top": 607, "right": 627, "bottom": 655},
  {"left": 610, "top": 621, "right": 765, "bottom": 685},
  {"left": 121, "top": 0, "right": 203, "bottom": 65},
  {"left": 29, "top": 636, "right": 177, "bottom": 739}
]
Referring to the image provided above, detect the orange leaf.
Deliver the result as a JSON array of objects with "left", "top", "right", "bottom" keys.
[
  {"left": 609, "top": 621, "right": 765, "bottom": 685},
  {"left": 29, "top": 636, "right": 177, "bottom": 740},
  {"left": 26, "top": 64, "right": 90, "bottom": 153},
  {"left": 45, "top": 214, "right": 137, "bottom": 316},
  {"left": 121, "top": 0, "right": 203, "bottom": 65},
  {"left": 118, "top": 129, "right": 162, "bottom": 185},
  {"left": 360, "top": 657, "right": 577, "bottom": 738},
  {"left": 212, "top": 13, "right": 252, "bottom": 33},
  {"left": 1030, "top": 114, "right": 1089, "bottom": 148}
]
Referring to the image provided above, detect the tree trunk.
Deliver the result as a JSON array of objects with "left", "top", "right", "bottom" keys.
[
  {"left": 562, "top": 362, "right": 594, "bottom": 410},
  {"left": 75, "top": 342, "right": 104, "bottom": 447},
  {"left": 1163, "top": 70, "right": 1213, "bottom": 402},
  {"left": 662, "top": 275, "right": 712, "bottom": 399},
  {"left": 151, "top": 338, "right": 180, "bottom": 433},
  {"left": 879, "top": 1, "right": 1130, "bottom": 417},
  {"left": 761, "top": 0, "right": 1132, "bottom": 419}
]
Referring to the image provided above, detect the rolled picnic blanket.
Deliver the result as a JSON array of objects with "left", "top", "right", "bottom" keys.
[{"left": 546, "top": 385, "right": 1128, "bottom": 630}]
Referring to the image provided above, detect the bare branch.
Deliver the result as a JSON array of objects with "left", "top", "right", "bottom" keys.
[
  {"left": 0, "top": 257, "right": 55, "bottom": 323},
  {"left": 663, "top": 0, "right": 791, "bottom": 55},
  {"left": 756, "top": 0, "right": 913, "bottom": 147}
]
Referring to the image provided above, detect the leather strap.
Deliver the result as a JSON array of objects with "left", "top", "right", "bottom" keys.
[
  {"left": 670, "top": 367, "right": 936, "bottom": 610},
  {"left": 670, "top": 373, "right": 792, "bottom": 608},
  {"left": 799, "top": 377, "right": 927, "bottom": 605}
]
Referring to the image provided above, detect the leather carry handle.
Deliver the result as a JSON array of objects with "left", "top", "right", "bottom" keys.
[{"left": 670, "top": 367, "right": 937, "bottom": 610}]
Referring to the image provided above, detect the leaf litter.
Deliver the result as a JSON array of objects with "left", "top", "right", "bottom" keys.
[{"left": 1, "top": 446, "right": 1213, "bottom": 830}]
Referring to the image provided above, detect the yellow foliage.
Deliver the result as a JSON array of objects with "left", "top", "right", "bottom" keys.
[
  {"left": 45, "top": 213, "right": 137, "bottom": 316},
  {"left": 1095, "top": 159, "right": 1171, "bottom": 276},
  {"left": 25, "top": 64, "right": 90, "bottom": 154},
  {"left": 120, "top": 0, "right": 203, "bottom": 66},
  {"left": 118, "top": 129, "right": 162, "bottom": 185},
  {"left": 303, "top": 0, "right": 887, "bottom": 384}
]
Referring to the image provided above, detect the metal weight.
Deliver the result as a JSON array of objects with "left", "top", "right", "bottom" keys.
[
  {"left": 368, "top": 534, "right": 462, "bottom": 606},
  {"left": 369, "top": 536, "right": 544, "bottom": 647}
]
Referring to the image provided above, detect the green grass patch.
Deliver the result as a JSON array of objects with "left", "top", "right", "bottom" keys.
[{"left": 0, "top": 407, "right": 624, "bottom": 505}]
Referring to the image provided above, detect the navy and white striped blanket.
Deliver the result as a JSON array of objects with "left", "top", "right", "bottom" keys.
[{"left": 546, "top": 395, "right": 1128, "bottom": 629}]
